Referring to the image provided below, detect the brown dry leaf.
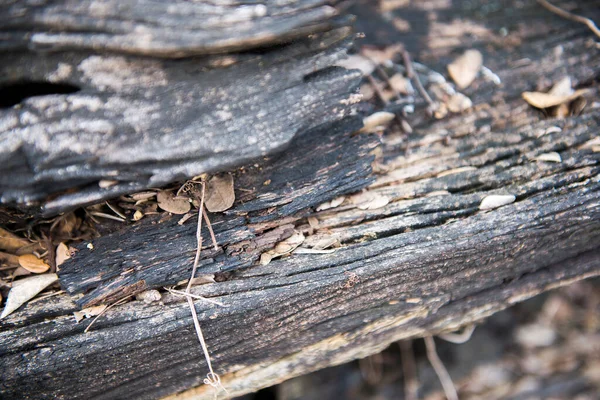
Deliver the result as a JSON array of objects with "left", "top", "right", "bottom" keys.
[
  {"left": 260, "top": 231, "right": 305, "bottom": 265},
  {"left": 73, "top": 304, "right": 108, "bottom": 323},
  {"left": 157, "top": 190, "right": 191, "bottom": 214},
  {"left": 12, "top": 267, "right": 31, "bottom": 278},
  {"left": 18, "top": 254, "right": 50, "bottom": 273},
  {"left": 205, "top": 174, "right": 235, "bottom": 212},
  {"left": 55, "top": 243, "right": 72, "bottom": 267},
  {"left": 53, "top": 212, "right": 80, "bottom": 239},
  {"left": 1, "top": 273, "right": 59, "bottom": 319},
  {"left": 0, "top": 251, "right": 20, "bottom": 267},
  {"left": 0, "top": 227, "right": 29, "bottom": 253},
  {"left": 448, "top": 49, "right": 483, "bottom": 89},
  {"left": 522, "top": 77, "right": 588, "bottom": 109}
]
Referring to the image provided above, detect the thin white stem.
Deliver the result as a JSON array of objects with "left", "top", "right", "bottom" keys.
[{"left": 424, "top": 336, "right": 459, "bottom": 400}]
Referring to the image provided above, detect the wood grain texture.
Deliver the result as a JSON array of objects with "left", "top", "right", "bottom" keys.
[
  {"left": 1, "top": 0, "right": 599, "bottom": 399},
  {"left": 0, "top": 27, "right": 362, "bottom": 215},
  {"left": 0, "top": 0, "right": 348, "bottom": 57}
]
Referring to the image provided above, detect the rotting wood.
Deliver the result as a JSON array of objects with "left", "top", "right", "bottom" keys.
[
  {"left": 1, "top": 0, "right": 600, "bottom": 399},
  {"left": 57, "top": 117, "right": 379, "bottom": 307},
  {"left": 0, "top": 27, "right": 361, "bottom": 216},
  {"left": 0, "top": 0, "right": 350, "bottom": 57}
]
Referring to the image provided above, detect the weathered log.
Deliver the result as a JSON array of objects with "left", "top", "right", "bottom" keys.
[
  {"left": 58, "top": 117, "right": 379, "bottom": 307},
  {"left": 0, "top": 27, "right": 362, "bottom": 215},
  {"left": 0, "top": 0, "right": 349, "bottom": 57},
  {"left": 1, "top": 0, "right": 600, "bottom": 399}
]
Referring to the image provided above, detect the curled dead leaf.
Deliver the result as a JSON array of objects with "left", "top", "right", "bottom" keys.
[
  {"left": 522, "top": 77, "right": 589, "bottom": 109},
  {"left": 479, "top": 194, "right": 516, "bottom": 210},
  {"left": 448, "top": 49, "right": 483, "bottom": 89},
  {"left": 522, "top": 90, "right": 588, "bottom": 109},
  {"left": 133, "top": 210, "right": 144, "bottom": 221},
  {"left": 18, "top": 254, "right": 50, "bottom": 273},
  {"left": 260, "top": 231, "right": 305, "bottom": 265},
  {"left": 0, "top": 227, "right": 29, "bottom": 253},
  {"left": 0, "top": 251, "right": 20, "bottom": 268},
  {"left": 1, "top": 273, "right": 59, "bottom": 319},
  {"left": 55, "top": 242, "right": 76, "bottom": 268},
  {"left": 157, "top": 190, "right": 191, "bottom": 214},
  {"left": 73, "top": 304, "right": 108, "bottom": 323},
  {"left": 205, "top": 174, "right": 235, "bottom": 213}
]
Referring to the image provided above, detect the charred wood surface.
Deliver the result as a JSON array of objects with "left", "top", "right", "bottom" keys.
[
  {"left": 0, "top": 27, "right": 362, "bottom": 215},
  {"left": 0, "top": 0, "right": 349, "bottom": 57},
  {"left": 1, "top": 0, "right": 600, "bottom": 399}
]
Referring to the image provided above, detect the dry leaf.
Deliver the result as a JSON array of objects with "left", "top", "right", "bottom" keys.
[
  {"left": 1, "top": 273, "right": 59, "bottom": 319},
  {"left": 479, "top": 194, "right": 516, "bottom": 210},
  {"left": 522, "top": 90, "right": 588, "bottom": 109},
  {"left": 0, "top": 227, "right": 29, "bottom": 253},
  {"left": 446, "top": 92, "right": 473, "bottom": 113},
  {"left": 136, "top": 290, "right": 162, "bottom": 304},
  {"left": 335, "top": 54, "right": 376, "bottom": 75},
  {"left": 55, "top": 243, "right": 72, "bottom": 267},
  {"left": 130, "top": 191, "right": 157, "bottom": 201},
  {"left": 522, "top": 78, "right": 588, "bottom": 109},
  {"left": 0, "top": 251, "right": 20, "bottom": 267},
  {"left": 73, "top": 304, "right": 108, "bottom": 323},
  {"left": 260, "top": 231, "right": 305, "bottom": 265},
  {"left": 388, "top": 74, "right": 414, "bottom": 95},
  {"left": 177, "top": 212, "right": 194, "bottom": 225},
  {"left": 535, "top": 152, "right": 562, "bottom": 163},
  {"left": 361, "top": 44, "right": 404, "bottom": 65},
  {"left": 316, "top": 196, "right": 345, "bottom": 211},
  {"left": 53, "top": 212, "right": 80, "bottom": 239},
  {"left": 18, "top": 254, "right": 50, "bottom": 273},
  {"left": 133, "top": 210, "right": 144, "bottom": 221},
  {"left": 350, "top": 192, "right": 390, "bottom": 210},
  {"left": 157, "top": 190, "right": 191, "bottom": 214},
  {"left": 205, "top": 174, "right": 235, "bottom": 213},
  {"left": 12, "top": 267, "right": 32, "bottom": 278},
  {"left": 360, "top": 112, "right": 395, "bottom": 133},
  {"left": 448, "top": 49, "right": 483, "bottom": 89}
]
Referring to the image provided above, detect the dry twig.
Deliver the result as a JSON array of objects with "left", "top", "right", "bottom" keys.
[
  {"left": 185, "top": 180, "right": 226, "bottom": 395},
  {"left": 401, "top": 49, "right": 437, "bottom": 114},
  {"left": 84, "top": 296, "right": 131, "bottom": 333},
  {"left": 438, "top": 324, "right": 476, "bottom": 344},
  {"left": 424, "top": 336, "right": 459, "bottom": 400},
  {"left": 537, "top": 0, "right": 600, "bottom": 39},
  {"left": 399, "top": 340, "right": 419, "bottom": 400}
]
